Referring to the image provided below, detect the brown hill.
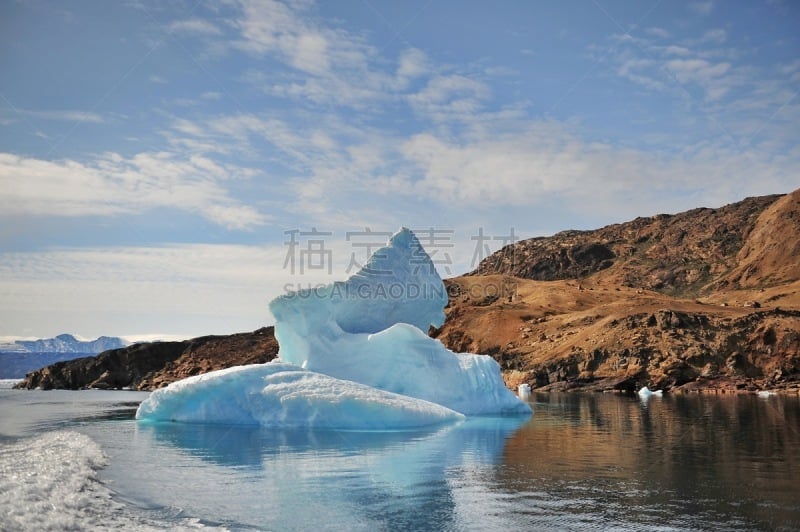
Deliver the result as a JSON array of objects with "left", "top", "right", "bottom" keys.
[
  {"left": 16, "top": 327, "right": 278, "bottom": 390},
  {"left": 717, "top": 189, "right": 800, "bottom": 289},
  {"left": 435, "top": 189, "right": 800, "bottom": 394},
  {"left": 472, "top": 192, "right": 784, "bottom": 296}
]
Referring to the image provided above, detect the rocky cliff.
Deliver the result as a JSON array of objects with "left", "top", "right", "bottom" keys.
[
  {"left": 16, "top": 327, "right": 278, "bottom": 390},
  {"left": 434, "top": 189, "right": 800, "bottom": 394}
]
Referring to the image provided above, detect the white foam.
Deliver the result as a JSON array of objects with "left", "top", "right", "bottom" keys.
[
  {"left": 0, "top": 431, "right": 219, "bottom": 531},
  {"left": 0, "top": 379, "right": 22, "bottom": 389}
]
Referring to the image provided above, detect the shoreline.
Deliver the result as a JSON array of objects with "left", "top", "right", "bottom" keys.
[
  {"left": 528, "top": 376, "right": 800, "bottom": 396},
  {"left": 8, "top": 375, "right": 800, "bottom": 397}
]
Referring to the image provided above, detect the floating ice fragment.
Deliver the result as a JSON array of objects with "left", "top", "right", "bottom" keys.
[
  {"left": 638, "top": 386, "right": 662, "bottom": 398},
  {"left": 518, "top": 384, "right": 531, "bottom": 401}
]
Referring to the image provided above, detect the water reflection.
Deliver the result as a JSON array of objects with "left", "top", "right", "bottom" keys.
[
  {"left": 134, "top": 416, "right": 529, "bottom": 530},
  {"left": 500, "top": 393, "right": 800, "bottom": 530},
  {"left": 137, "top": 416, "right": 529, "bottom": 468}
]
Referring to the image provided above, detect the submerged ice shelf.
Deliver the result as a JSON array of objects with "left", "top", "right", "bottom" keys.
[{"left": 137, "top": 228, "right": 530, "bottom": 429}]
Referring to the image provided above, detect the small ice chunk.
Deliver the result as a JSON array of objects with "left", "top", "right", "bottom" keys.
[
  {"left": 638, "top": 386, "right": 662, "bottom": 397},
  {"left": 518, "top": 384, "right": 531, "bottom": 401}
]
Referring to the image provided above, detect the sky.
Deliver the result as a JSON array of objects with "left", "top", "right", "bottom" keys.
[{"left": 1, "top": 0, "right": 798, "bottom": 341}]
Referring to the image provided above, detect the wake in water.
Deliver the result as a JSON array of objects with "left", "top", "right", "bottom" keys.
[{"left": 0, "top": 431, "right": 218, "bottom": 531}]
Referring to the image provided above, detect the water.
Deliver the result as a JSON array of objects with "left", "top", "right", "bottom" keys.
[{"left": 1, "top": 386, "right": 799, "bottom": 531}]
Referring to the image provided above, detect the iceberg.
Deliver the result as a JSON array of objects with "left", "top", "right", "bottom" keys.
[
  {"left": 637, "top": 386, "right": 662, "bottom": 398},
  {"left": 137, "top": 228, "right": 530, "bottom": 428}
]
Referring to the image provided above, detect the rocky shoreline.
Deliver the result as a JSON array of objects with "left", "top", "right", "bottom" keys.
[{"left": 15, "top": 327, "right": 278, "bottom": 391}]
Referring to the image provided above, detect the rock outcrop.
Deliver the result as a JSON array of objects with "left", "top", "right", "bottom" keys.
[
  {"left": 433, "top": 275, "right": 800, "bottom": 394},
  {"left": 15, "top": 327, "right": 278, "bottom": 390}
]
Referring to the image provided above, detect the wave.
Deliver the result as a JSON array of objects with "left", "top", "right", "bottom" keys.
[
  {"left": 0, "top": 430, "right": 222, "bottom": 531},
  {"left": 0, "top": 379, "right": 22, "bottom": 389}
]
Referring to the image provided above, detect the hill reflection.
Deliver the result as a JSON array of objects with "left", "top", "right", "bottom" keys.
[{"left": 500, "top": 393, "right": 800, "bottom": 529}]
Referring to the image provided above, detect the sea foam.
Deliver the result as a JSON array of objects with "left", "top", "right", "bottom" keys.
[{"left": 0, "top": 431, "right": 216, "bottom": 531}]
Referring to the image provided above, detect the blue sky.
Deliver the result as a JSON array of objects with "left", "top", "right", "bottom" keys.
[{"left": 1, "top": 0, "right": 798, "bottom": 340}]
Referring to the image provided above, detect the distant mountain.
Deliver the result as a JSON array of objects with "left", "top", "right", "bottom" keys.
[
  {"left": 12, "top": 333, "right": 128, "bottom": 354},
  {"left": 0, "top": 334, "right": 130, "bottom": 379}
]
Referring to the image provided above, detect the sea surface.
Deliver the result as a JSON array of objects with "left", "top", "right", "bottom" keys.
[{"left": 1, "top": 381, "right": 799, "bottom": 531}]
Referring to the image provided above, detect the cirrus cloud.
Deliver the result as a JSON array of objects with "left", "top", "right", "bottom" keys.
[{"left": 0, "top": 151, "right": 267, "bottom": 230}]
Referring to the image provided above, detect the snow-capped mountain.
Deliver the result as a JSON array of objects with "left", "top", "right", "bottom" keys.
[
  {"left": 0, "top": 334, "right": 131, "bottom": 378},
  {"left": 1, "top": 334, "right": 128, "bottom": 354}
]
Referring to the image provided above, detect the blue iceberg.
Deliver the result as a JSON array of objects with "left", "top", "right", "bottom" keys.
[{"left": 136, "top": 228, "right": 530, "bottom": 428}]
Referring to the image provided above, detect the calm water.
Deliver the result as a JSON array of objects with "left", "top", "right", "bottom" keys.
[{"left": 1, "top": 386, "right": 799, "bottom": 531}]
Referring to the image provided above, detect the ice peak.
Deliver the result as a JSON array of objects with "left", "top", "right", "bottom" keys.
[
  {"left": 271, "top": 227, "right": 447, "bottom": 342},
  {"left": 388, "top": 226, "right": 415, "bottom": 247}
]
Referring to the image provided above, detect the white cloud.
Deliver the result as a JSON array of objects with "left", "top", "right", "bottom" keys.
[
  {"left": 644, "top": 27, "right": 670, "bottom": 39},
  {"left": 782, "top": 59, "right": 800, "bottom": 73},
  {"left": 0, "top": 151, "right": 267, "bottom": 230},
  {"left": 690, "top": 1, "right": 714, "bottom": 15},
  {"left": 228, "top": 0, "right": 411, "bottom": 109},
  {"left": 233, "top": 0, "right": 359, "bottom": 76},
  {"left": 665, "top": 58, "right": 730, "bottom": 82},
  {"left": 665, "top": 58, "right": 731, "bottom": 99},
  {"left": 168, "top": 18, "right": 223, "bottom": 36},
  {"left": 604, "top": 28, "right": 778, "bottom": 107},
  {"left": 617, "top": 58, "right": 666, "bottom": 90},
  {"left": 0, "top": 243, "right": 291, "bottom": 338},
  {"left": 23, "top": 109, "right": 104, "bottom": 123},
  {"left": 396, "top": 48, "right": 429, "bottom": 83},
  {"left": 401, "top": 126, "right": 797, "bottom": 212},
  {"left": 701, "top": 28, "right": 727, "bottom": 44},
  {"left": 408, "top": 74, "right": 491, "bottom": 122},
  {"left": 662, "top": 45, "right": 691, "bottom": 56}
]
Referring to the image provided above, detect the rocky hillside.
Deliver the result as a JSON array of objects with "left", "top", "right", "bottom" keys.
[
  {"left": 472, "top": 193, "right": 786, "bottom": 296},
  {"left": 16, "top": 327, "right": 278, "bottom": 390},
  {"left": 435, "top": 189, "right": 800, "bottom": 394}
]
